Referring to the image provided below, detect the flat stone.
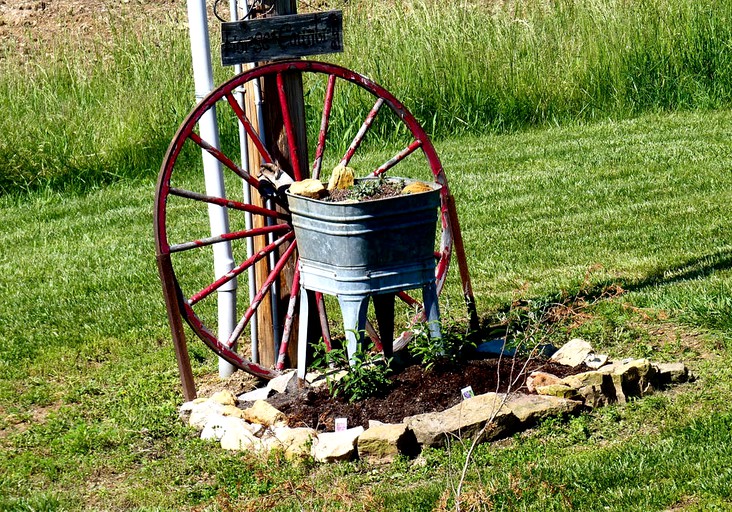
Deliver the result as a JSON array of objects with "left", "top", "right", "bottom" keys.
[
  {"left": 535, "top": 384, "right": 580, "bottom": 400},
  {"left": 563, "top": 370, "right": 605, "bottom": 388},
  {"left": 599, "top": 358, "right": 655, "bottom": 403},
  {"left": 653, "top": 362, "right": 689, "bottom": 385},
  {"left": 584, "top": 353, "right": 609, "bottom": 369},
  {"left": 550, "top": 338, "right": 594, "bottom": 367},
  {"left": 267, "top": 371, "right": 298, "bottom": 394},
  {"left": 201, "top": 414, "right": 251, "bottom": 442},
  {"left": 526, "top": 371, "right": 564, "bottom": 393},
  {"left": 188, "top": 400, "right": 226, "bottom": 430},
  {"left": 237, "top": 386, "right": 272, "bottom": 403},
  {"left": 264, "top": 426, "right": 318, "bottom": 460},
  {"left": 305, "top": 368, "right": 347, "bottom": 388},
  {"left": 506, "top": 394, "right": 584, "bottom": 426},
  {"left": 563, "top": 371, "right": 616, "bottom": 408},
  {"left": 179, "top": 397, "right": 208, "bottom": 423},
  {"left": 241, "top": 400, "right": 286, "bottom": 427},
  {"left": 312, "top": 427, "right": 364, "bottom": 463},
  {"left": 358, "top": 423, "right": 419, "bottom": 464},
  {"left": 404, "top": 392, "right": 518, "bottom": 448},
  {"left": 219, "top": 421, "right": 262, "bottom": 451}
]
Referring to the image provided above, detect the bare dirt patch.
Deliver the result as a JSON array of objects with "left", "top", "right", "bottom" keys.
[{"left": 0, "top": 0, "right": 184, "bottom": 58}]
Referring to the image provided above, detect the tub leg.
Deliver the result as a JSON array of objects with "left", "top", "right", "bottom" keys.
[
  {"left": 422, "top": 281, "right": 442, "bottom": 350},
  {"left": 372, "top": 293, "right": 396, "bottom": 357},
  {"left": 337, "top": 295, "right": 370, "bottom": 364},
  {"left": 297, "top": 287, "right": 310, "bottom": 379}
]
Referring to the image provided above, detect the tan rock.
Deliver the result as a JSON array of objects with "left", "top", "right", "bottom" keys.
[
  {"left": 221, "top": 405, "right": 246, "bottom": 419},
  {"left": 526, "top": 371, "right": 564, "bottom": 393},
  {"left": 358, "top": 423, "right": 419, "bottom": 464},
  {"left": 506, "top": 394, "right": 584, "bottom": 426},
  {"left": 201, "top": 415, "right": 252, "bottom": 442},
  {"left": 562, "top": 371, "right": 615, "bottom": 408},
  {"left": 242, "top": 400, "right": 286, "bottom": 427},
  {"left": 550, "top": 338, "right": 594, "bottom": 367},
  {"left": 327, "top": 164, "right": 355, "bottom": 191},
  {"left": 653, "top": 362, "right": 689, "bottom": 385},
  {"left": 210, "top": 390, "right": 237, "bottom": 406},
  {"left": 265, "top": 426, "right": 318, "bottom": 460},
  {"left": 599, "top": 358, "right": 655, "bottom": 403},
  {"left": 312, "top": 427, "right": 364, "bottom": 463},
  {"left": 289, "top": 179, "right": 326, "bottom": 199},
  {"left": 220, "top": 422, "right": 261, "bottom": 451},
  {"left": 535, "top": 384, "right": 580, "bottom": 400},
  {"left": 404, "top": 392, "right": 518, "bottom": 448},
  {"left": 401, "top": 181, "right": 433, "bottom": 194}
]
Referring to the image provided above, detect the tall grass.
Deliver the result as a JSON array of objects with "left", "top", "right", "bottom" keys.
[
  {"left": 2, "top": 0, "right": 731, "bottom": 193},
  {"left": 0, "top": 18, "right": 194, "bottom": 194},
  {"left": 332, "top": 0, "right": 732, "bottom": 137}
]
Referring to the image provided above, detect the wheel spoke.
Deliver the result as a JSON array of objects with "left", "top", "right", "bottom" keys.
[
  {"left": 312, "top": 74, "right": 337, "bottom": 180},
  {"left": 228, "top": 241, "right": 298, "bottom": 346},
  {"left": 276, "top": 72, "right": 303, "bottom": 181},
  {"left": 187, "top": 231, "right": 295, "bottom": 306},
  {"left": 170, "top": 224, "right": 291, "bottom": 253},
  {"left": 225, "top": 92, "right": 274, "bottom": 164},
  {"left": 397, "top": 290, "right": 421, "bottom": 309},
  {"left": 364, "top": 320, "right": 383, "bottom": 351},
  {"left": 188, "top": 132, "right": 259, "bottom": 189},
  {"left": 370, "top": 140, "right": 423, "bottom": 177},
  {"left": 339, "top": 97, "right": 384, "bottom": 167},
  {"left": 169, "top": 187, "right": 289, "bottom": 221}
]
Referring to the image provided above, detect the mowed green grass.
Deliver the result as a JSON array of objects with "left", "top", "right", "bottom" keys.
[{"left": 1, "top": 109, "right": 732, "bottom": 510}]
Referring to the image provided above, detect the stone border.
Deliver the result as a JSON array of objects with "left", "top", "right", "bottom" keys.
[{"left": 179, "top": 340, "right": 691, "bottom": 464}]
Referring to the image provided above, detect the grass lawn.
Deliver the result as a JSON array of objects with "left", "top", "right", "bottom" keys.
[{"left": 1, "top": 109, "right": 731, "bottom": 510}]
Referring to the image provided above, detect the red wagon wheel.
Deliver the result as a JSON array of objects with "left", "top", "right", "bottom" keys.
[{"left": 154, "top": 60, "right": 475, "bottom": 381}]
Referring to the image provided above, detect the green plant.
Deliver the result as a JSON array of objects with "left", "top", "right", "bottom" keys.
[
  {"left": 409, "top": 321, "right": 476, "bottom": 371},
  {"left": 311, "top": 338, "right": 393, "bottom": 402}
]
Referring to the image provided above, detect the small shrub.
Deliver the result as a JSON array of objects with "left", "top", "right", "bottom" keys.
[
  {"left": 311, "top": 339, "right": 392, "bottom": 403},
  {"left": 409, "top": 321, "right": 476, "bottom": 371}
]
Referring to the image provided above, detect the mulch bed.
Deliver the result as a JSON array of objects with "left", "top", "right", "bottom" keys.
[{"left": 266, "top": 357, "right": 587, "bottom": 432}]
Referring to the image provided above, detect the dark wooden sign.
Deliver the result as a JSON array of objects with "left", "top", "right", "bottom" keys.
[{"left": 221, "top": 10, "right": 343, "bottom": 66}]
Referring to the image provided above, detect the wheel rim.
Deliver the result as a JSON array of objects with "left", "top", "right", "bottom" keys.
[{"left": 154, "top": 60, "right": 461, "bottom": 378}]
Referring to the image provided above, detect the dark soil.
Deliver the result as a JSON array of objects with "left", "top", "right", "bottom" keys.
[
  {"left": 267, "top": 357, "right": 587, "bottom": 432},
  {"left": 323, "top": 179, "right": 405, "bottom": 202}
]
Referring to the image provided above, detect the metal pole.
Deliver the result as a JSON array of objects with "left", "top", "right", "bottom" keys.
[
  {"left": 186, "top": 0, "right": 238, "bottom": 378},
  {"left": 231, "top": 0, "right": 260, "bottom": 364}
]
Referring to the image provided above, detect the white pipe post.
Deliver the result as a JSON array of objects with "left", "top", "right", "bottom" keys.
[
  {"left": 186, "top": 0, "right": 238, "bottom": 378},
  {"left": 230, "top": 0, "right": 260, "bottom": 363}
]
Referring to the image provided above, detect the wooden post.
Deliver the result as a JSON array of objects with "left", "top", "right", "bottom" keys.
[{"left": 247, "top": 0, "right": 309, "bottom": 368}]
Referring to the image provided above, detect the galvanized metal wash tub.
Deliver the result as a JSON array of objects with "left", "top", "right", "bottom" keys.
[
  {"left": 287, "top": 177, "right": 443, "bottom": 373},
  {"left": 287, "top": 178, "right": 441, "bottom": 297}
]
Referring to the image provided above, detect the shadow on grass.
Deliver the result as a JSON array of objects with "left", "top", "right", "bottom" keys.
[{"left": 476, "top": 248, "right": 732, "bottom": 339}]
